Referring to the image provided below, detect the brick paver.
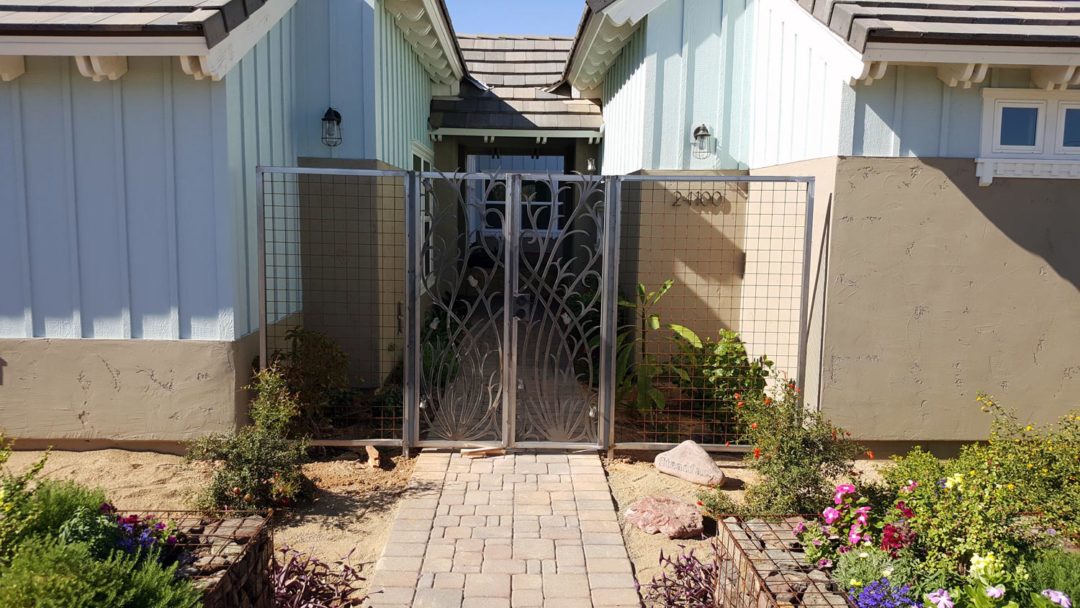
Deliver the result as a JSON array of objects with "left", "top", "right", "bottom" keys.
[{"left": 366, "top": 451, "right": 639, "bottom": 608}]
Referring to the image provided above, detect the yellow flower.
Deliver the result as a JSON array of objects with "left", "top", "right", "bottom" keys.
[
  {"left": 851, "top": 580, "right": 863, "bottom": 588},
  {"left": 1025, "top": 425, "right": 1034, "bottom": 432}
]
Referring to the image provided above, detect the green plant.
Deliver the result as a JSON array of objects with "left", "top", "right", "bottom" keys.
[
  {"left": 187, "top": 368, "right": 308, "bottom": 509},
  {"left": 0, "top": 538, "right": 200, "bottom": 608},
  {"left": 57, "top": 506, "right": 120, "bottom": 560},
  {"left": 23, "top": 480, "right": 107, "bottom": 540},
  {"left": 836, "top": 547, "right": 918, "bottom": 590},
  {"left": 1028, "top": 551, "right": 1080, "bottom": 605},
  {"left": 879, "top": 398, "right": 1079, "bottom": 584},
  {"left": 668, "top": 328, "right": 772, "bottom": 413},
  {"left": 0, "top": 435, "right": 48, "bottom": 564},
  {"left": 700, "top": 382, "right": 860, "bottom": 516},
  {"left": 615, "top": 280, "right": 699, "bottom": 411},
  {"left": 272, "top": 327, "right": 351, "bottom": 430}
]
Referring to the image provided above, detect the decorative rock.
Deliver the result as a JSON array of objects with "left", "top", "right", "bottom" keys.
[
  {"left": 625, "top": 496, "right": 704, "bottom": 539},
  {"left": 654, "top": 440, "right": 726, "bottom": 486}
]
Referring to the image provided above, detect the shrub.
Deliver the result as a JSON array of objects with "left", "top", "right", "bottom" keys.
[
  {"left": 1028, "top": 551, "right": 1080, "bottom": 605},
  {"left": 273, "top": 327, "right": 350, "bottom": 430},
  {"left": 641, "top": 538, "right": 725, "bottom": 608},
  {"left": 0, "top": 537, "right": 200, "bottom": 608},
  {"left": 877, "top": 397, "right": 1079, "bottom": 583},
  {"left": 23, "top": 479, "right": 107, "bottom": 539},
  {"left": 187, "top": 368, "right": 308, "bottom": 510},
  {"left": 700, "top": 382, "right": 860, "bottom": 516},
  {"left": 272, "top": 546, "right": 364, "bottom": 607},
  {"left": 58, "top": 506, "right": 121, "bottom": 560},
  {"left": 668, "top": 328, "right": 772, "bottom": 413},
  {"left": 0, "top": 435, "right": 47, "bottom": 564},
  {"left": 835, "top": 547, "right": 918, "bottom": 591}
]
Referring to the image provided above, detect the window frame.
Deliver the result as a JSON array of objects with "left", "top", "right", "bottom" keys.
[
  {"left": 981, "top": 88, "right": 1080, "bottom": 160},
  {"left": 1054, "top": 102, "right": 1080, "bottom": 155}
]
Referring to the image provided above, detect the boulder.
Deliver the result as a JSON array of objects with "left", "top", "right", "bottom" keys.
[
  {"left": 625, "top": 496, "right": 704, "bottom": 539},
  {"left": 654, "top": 440, "right": 725, "bottom": 486}
]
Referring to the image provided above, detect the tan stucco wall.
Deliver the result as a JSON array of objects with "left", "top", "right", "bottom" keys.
[
  {"left": 750, "top": 157, "right": 838, "bottom": 409},
  {"left": 822, "top": 157, "right": 1080, "bottom": 440},
  {"left": 0, "top": 334, "right": 258, "bottom": 443}
]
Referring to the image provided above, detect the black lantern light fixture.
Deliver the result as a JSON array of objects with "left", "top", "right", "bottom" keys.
[
  {"left": 321, "top": 107, "right": 342, "bottom": 147},
  {"left": 691, "top": 123, "right": 712, "bottom": 159}
]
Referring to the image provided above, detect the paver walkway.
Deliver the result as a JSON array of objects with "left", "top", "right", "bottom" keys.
[{"left": 367, "top": 451, "right": 640, "bottom": 608}]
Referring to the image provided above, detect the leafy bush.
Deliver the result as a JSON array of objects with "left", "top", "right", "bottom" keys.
[
  {"left": 23, "top": 479, "right": 107, "bottom": 539},
  {"left": 0, "top": 435, "right": 48, "bottom": 563},
  {"left": 272, "top": 546, "right": 364, "bottom": 607},
  {"left": 187, "top": 368, "right": 308, "bottom": 509},
  {"left": 700, "top": 382, "right": 860, "bottom": 516},
  {"left": 58, "top": 506, "right": 121, "bottom": 560},
  {"left": 273, "top": 327, "right": 350, "bottom": 431},
  {"left": 0, "top": 538, "right": 200, "bottom": 608},
  {"left": 668, "top": 328, "right": 772, "bottom": 413},
  {"left": 641, "top": 538, "right": 725, "bottom": 607},
  {"left": 877, "top": 397, "right": 1079, "bottom": 583},
  {"left": 1028, "top": 551, "right": 1080, "bottom": 606},
  {"left": 834, "top": 547, "right": 918, "bottom": 591}
]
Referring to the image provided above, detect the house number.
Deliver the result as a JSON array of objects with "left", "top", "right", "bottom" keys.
[{"left": 671, "top": 191, "right": 724, "bottom": 207}]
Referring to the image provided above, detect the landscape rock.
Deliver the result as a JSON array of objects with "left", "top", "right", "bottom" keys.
[
  {"left": 625, "top": 496, "right": 704, "bottom": 539},
  {"left": 654, "top": 440, "right": 726, "bottom": 486}
]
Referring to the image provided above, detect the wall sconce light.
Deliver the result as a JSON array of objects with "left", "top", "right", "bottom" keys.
[
  {"left": 691, "top": 124, "right": 712, "bottom": 159},
  {"left": 321, "top": 107, "right": 342, "bottom": 147},
  {"left": 586, "top": 158, "right": 597, "bottom": 174}
]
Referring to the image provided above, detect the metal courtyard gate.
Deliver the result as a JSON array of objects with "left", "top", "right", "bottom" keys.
[{"left": 258, "top": 167, "right": 813, "bottom": 453}]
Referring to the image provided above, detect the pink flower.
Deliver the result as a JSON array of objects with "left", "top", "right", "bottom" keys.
[
  {"left": 855, "top": 506, "right": 871, "bottom": 526},
  {"left": 985, "top": 586, "right": 1005, "bottom": 600},
  {"left": 848, "top": 524, "right": 863, "bottom": 545},
  {"left": 822, "top": 507, "right": 841, "bottom": 525},
  {"left": 793, "top": 522, "right": 806, "bottom": 535},
  {"left": 895, "top": 501, "right": 915, "bottom": 520},
  {"left": 902, "top": 480, "right": 919, "bottom": 493},
  {"left": 833, "top": 484, "right": 857, "bottom": 504},
  {"left": 928, "top": 589, "right": 954, "bottom": 608}
]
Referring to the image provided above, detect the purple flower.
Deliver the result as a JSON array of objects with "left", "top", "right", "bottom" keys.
[
  {"left": 985, "top": 586, "right": 1005, "bottom": 600},
  {"left": 848, "top": 524, "right": 863, "bottom": 545},
  {"left": 793, "top": 522, "right": 806, "bottom": 535},
  {"left": 927, "top": 589, "right": 954, "bottom": 608},
  {"left": 817, "top": 558, "right": 833, "bottom": 569},
  {"left": 851, "top": 578, "right": 916, "bottom": 608},
  {"left": 1043, "top": 590, "right": 1072, "bottom": 608},
  {"left": 823, "top": 507, "right": 842, "bottom": 524}
]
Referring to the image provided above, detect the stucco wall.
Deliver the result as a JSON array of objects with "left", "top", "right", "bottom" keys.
[
  {"left": 0, "top": 334, "right": 257, "bottom": 442},
  {"left": 822, "top": 157, "right": 1080, "bottom": 440}
]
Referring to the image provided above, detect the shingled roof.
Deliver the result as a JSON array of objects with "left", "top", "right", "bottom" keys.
[
  {"left": 429, "top": 34, "right": 602, "bottom": 132},
  {"left": 0, "top": 0, "right": 274, "bottom": 47},
  {"left": 799, "top": 0, "right": 1080, "bottom": 52}
]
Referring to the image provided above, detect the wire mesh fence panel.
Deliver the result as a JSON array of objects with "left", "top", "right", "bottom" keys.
[
  {"left": 260, "top": 170, "right": 406, "bottom": 442},
  {"left": 614, "top": 177, "right": 810, "bottom": 448}
]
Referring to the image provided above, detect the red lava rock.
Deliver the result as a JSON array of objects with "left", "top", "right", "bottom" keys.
[{"left": 625, "top": 496, "right": 704, "bottom": 539}]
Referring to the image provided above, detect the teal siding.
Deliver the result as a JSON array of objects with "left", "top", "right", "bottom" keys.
[
  {"left": 226, "top": 11, "right": 298, "bottom": 335},
  {"left": 848, "top": 67, "right": 1032, "bottom": 158},
  {"left": 376, "top": 5, "right": 433, "bottom": 169},
  {"left": 601, "top": 25, "right": 647, "bottom": 174}
]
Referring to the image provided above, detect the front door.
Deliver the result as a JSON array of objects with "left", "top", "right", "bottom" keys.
[{"left": 413, "top": 170, "right": 611, "bottom": 448}]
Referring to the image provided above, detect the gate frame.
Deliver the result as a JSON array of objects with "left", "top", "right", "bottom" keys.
[{"left": 256, "top": 166, "right": 814, "bottom": 455}]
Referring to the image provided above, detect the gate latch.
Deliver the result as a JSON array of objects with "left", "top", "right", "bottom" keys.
[{"left": 513, "top": 293, "right": 532, "bottom": 319}]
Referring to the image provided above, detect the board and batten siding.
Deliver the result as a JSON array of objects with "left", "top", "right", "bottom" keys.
[
  {"left": 844, "top": 67, "right": 1032, "bottom": 158},
  {"left": 226, "top": 8, "right": 298, "bottom": 336},
  {"left": 376, "top": 3, "right": 434, "bottom": 168},
  {"left": 601, "top": 24, "right": 648, "bottom": 175},
  {"left": 293, "top": 0, "right": 378, "bottom": 161},
  {"left": 744, "top": 0, "right": 863, "bottom": 168},
  {"left": 0, "top": 56, "right": 233, "bottom": 341},
  {"left": 0, "top": 10, "right": 296, "bottom": 342}
]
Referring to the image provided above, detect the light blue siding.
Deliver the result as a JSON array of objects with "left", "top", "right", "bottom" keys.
[
  {"left": 847, "top": 67, "right": 1034, "bottom": 158},
  {"left": 226, "top": 10, "right": 298, "bottom": 336},
  {"left": 0, "top": 57, "right": 233, "bottom": 340},
  {"left": 601, "top": 25, "right": 647, "bottom": 174},
  {"left": 376, "top": 4, "right": 434, "bottom": 169},
  {"left": 293, "top": 0, "right": 378, "bottom": 161}
]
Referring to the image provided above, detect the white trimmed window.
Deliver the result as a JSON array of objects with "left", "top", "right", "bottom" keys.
[{"left": 977, "top": 88, "right": 1080, "bottom": 185}]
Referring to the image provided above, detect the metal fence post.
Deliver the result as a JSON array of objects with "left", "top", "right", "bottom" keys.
[
  {"left": 796, "top": 178, "right": 816, "bottom": 394},
  {"left": 599, "top": 177, "right": 622, "bottom": 454},
  {"left": 502, "top": 175, "right": 522, "bottom": 448},
  {"left": 256, "top": 167, "right": 268, "bottom": 370},
  {"left": 403, "top": 171, "right": 420, "bottom": 457}
]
